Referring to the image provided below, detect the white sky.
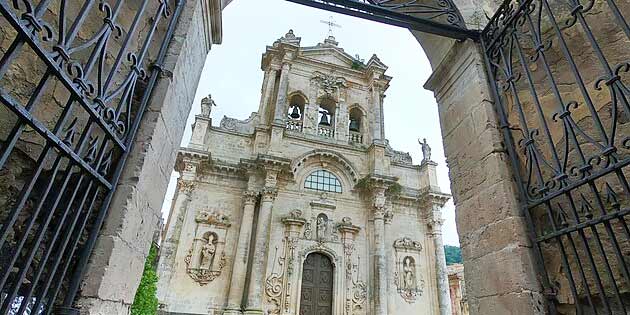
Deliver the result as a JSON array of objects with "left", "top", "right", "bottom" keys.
[{"left": 160, "top": 0, "right": 460, "bottom": 246}]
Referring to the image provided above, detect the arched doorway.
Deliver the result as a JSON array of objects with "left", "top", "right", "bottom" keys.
[{"left": 299, "top": 252, "right": 334, "bottom": 315}]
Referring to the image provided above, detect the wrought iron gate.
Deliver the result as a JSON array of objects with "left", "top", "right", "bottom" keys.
[
  {"left": 481, "top": 0, "right": 630, "bottom": 313},
  {"left": 0, "top": 0, "right": 183, "bottom": 313}
]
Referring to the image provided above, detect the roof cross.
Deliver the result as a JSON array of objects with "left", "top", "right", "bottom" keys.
[{"left": 320, "top": 16, "right": 341, "bottom": 37}]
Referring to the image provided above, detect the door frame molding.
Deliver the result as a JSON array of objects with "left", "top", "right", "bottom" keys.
[{"left": 296, "top": 247, "right": 343, "bottom": 315}]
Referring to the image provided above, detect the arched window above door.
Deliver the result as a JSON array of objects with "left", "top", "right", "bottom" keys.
[{"left": 304, "top": 170, "right": 342, "bottom": 193}]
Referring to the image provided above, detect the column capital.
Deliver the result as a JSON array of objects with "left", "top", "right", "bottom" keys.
[
  {"left": 177, "top": 179, "right": 196, "bottom": 196},
  {"left": 281, "top": 61, "right": 292, "bottom": 70},
  {"left": 261, "top": 187, "right": 278, "bottom": 202},
  {"left": 243, "top": 190, "right": 258, "bottom": 205},
  {"left": 384, "top": 210, "right": 394, "bottom": 224}
]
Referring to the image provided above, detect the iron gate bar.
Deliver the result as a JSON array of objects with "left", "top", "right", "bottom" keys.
[
  {"left": 61, "top": 0, "right": 186, "bottom": 311},
  {"left": 284, "top": 0, "right": 480, "bottom": 40},
  {"left": 0, "top": 0, "right": 184, "bottom": 313}
]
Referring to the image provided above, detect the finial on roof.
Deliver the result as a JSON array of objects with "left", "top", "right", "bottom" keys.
[
  {"left": 279, "top": 29, "right": 301, "bottom": 45},
  {"left": 323, "top": 35, "right": 338, "bottom": 46}
]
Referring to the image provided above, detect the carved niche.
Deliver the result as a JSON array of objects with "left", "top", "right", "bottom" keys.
[
  {"left": 184, "top": 210, "right": 231, "bottom": 285},
  {"left": 303, "top": 212, "right": 340, "bottom": 243},
  {"left": 393, "top": 237, "right": 425, "bottom": 303}
]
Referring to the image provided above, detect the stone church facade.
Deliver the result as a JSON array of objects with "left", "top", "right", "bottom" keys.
[{"left": 156, "top": 31, "right": 452, "bottom": 315}]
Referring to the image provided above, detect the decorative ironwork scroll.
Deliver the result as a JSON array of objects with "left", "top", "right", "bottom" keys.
[
  {"left": 285, "top": 0, "right": 478, "bottom": 39},
  {"left": 482, "top": 0, "right": 630, "bottom": 313},
  {"left": 0, "top": 0, "right": 183, "bottom": 313}
]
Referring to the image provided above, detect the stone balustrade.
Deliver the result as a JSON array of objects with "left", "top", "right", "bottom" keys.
[
  {"left": 349, "top": 131, "right": 363, "bottom": 144},
  {"left": 317, "top": 125, "right": 334, "bottom": 138},
  {"left": 286, "top": 119, "right": 303, "bottom": 132}
]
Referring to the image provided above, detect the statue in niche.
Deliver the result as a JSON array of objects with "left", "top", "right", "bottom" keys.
[
  {"left": 418, "top": 138, "right": 431, "bottom": 162},
  {"left": 316, "top": 213, "right": 328, "bottom": 241},
  {"left": 200, "top": 233, "right": 217, "bottom": 269},
  {"left": 403, "top": 256, "right": 416, "bottom": 290},
  {"left": 393, "top": 237, "right": 424, "bottom": 303}
]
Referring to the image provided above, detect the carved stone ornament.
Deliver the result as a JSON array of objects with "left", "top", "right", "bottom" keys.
[
  {"left": 195, "top": 211, "right": 231, "bottom": 228},
  {"left": 393, "top": 237, "right": 425, "bottom": 303},
  {"left": 185, "top": 210, "right": 231, "bottom": 285},
  {"left": 312, "top": 71, "right": 346, "bottom": 96},
  {"left": 266, "top": 229, "right": 301, "bottom": 314},
  {"left": 393, "top": 237, "right": 423, "bottom": 251},
  {"left": 184, "top": 247, "right": 226, "bottom": 286}
]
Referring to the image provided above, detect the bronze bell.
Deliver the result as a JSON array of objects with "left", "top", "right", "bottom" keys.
[
  {"left": 349, "top": 118, "right": 360, "bottom": 132},
  {"left": 319, "top": 111, "right": 330, "bottom": 126},
  {"left": 289, "top": 105, "right": 300, "bottom": 119}
]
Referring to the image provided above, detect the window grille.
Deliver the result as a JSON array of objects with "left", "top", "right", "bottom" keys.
[{"left": 304, "top": 170, "right": 342, "bottom": 193}]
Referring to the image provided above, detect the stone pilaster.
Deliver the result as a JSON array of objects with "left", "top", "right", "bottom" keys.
[
  {"left": 244, "top": 183, "right": 278, "bottom": 315},
  {"left": 224, "top": 190, "right": 259, "bottom": 314},
  {"left": 272, "top": 62, "right": 292, "bottom": 125},
  {"left": 372, "top": 187, "right": 388, "bottom": 315},
  {"left": 339, "top": 218, "right": 361, "bottom": 315},
  {"left": 259, "top": 67, "right": 278, "bottom": 125},
  {"left": 280, "top": 211, "right": 307, "bottom": 314},
  {"left": 383, "top": 210, "right": 394, "bottom": 314},
  {"left": 156, "top": 179, "right": 196, "bottom": 304}
]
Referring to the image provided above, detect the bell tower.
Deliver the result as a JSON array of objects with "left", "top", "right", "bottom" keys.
[{"left": 255, "top": 30, "right": 391, "bottom": 153}]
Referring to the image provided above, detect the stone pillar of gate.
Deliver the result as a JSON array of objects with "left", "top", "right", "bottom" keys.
[
  {"left": 76, "top": 1, "right": 223, "bottom": 314},
  {"left": 424, "top": 40, "right": 545, "bottom": 314}
]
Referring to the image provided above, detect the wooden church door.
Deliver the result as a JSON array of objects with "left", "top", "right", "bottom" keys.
[{"left": 299, "top": 253, "right": 333, "bottom": 315}]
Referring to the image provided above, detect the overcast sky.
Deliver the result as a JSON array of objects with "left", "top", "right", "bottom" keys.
[{"left": 160, "top": 0, "right": 460, "bottom": 246}]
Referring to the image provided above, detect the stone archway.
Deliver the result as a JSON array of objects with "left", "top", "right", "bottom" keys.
[{"left": 75, "top": 1, "right": 544, "bottom": 314}]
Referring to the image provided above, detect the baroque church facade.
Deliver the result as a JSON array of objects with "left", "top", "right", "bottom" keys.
[{"left": 156, "top": 30, "right": 452, "bottom": 315}]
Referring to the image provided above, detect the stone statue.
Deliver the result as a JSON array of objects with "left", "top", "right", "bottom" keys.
[
  {"left": 200, "top": 234, "right": 216, "bottom": 269},
  {"left": 418, "top": 138, "right": 431, "bottom": 162},
  {"left": 200, "top": 94, "right": 216, "bottom": 118},
  {"left": 316, "top": 215, "right": 328, "bottom": 240},
  {"left": 403, "top": 256, "right": 415, "bottom": 289}
]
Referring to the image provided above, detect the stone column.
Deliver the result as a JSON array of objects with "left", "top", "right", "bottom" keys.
[
  {"left": 428, "top": 205, "right": 452, "bottom": 315},
  {"left": 372, "top": 187, "right": 388, "bottom": 315},
  {"left": 272, "top": 62, "right": 292, "bottom": 125},
  {"left": 224, "top": 190, "right": 259, "bottom": 314},
  {"left": 244, "top": 186, "right": 277, "bottom": 315}
]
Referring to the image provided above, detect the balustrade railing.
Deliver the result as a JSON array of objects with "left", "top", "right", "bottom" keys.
[
  {"left": 349, "top": 131, "right": 363, "bottom": 144},
  {"left": 286, "top": 119, "right": 303, "bottom": 132},
  {"left": 317, "top": 126, "right": 335, "bottom": 138}
]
